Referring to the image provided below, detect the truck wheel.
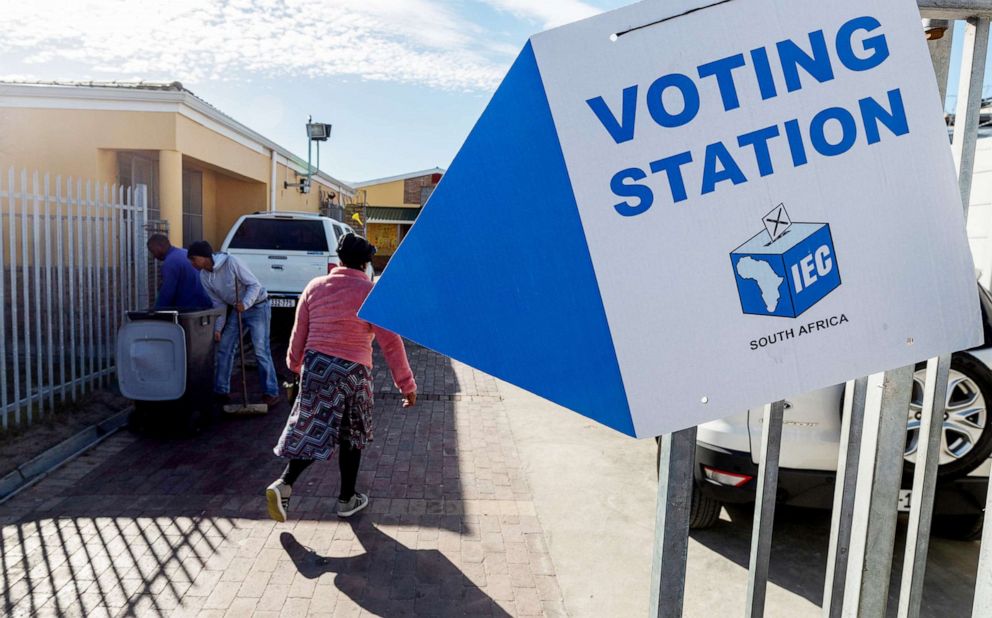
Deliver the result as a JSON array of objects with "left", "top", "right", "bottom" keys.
[
  {"left": 931, "top": 512, "right": 984, "bottom": 541},
  {"left": 905, "top": 354, "right": 992, "bottom": 480}
]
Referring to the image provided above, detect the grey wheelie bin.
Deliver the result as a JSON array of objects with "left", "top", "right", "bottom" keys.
[{"left": 116, "top": 307, "right": 223, "bottom": 434}]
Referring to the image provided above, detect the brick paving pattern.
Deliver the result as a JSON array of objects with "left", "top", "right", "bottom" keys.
[{"left": 0, "top": 343, "right": 567, "bottom": 617}]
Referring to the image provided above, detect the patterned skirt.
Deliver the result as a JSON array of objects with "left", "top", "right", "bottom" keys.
[{"left": 273, "top": 350, "right": 374, "bottom": 460}]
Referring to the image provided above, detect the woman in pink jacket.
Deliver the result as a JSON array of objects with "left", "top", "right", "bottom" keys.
[{"left": 267, "top": 234, "right": 417, "bottom": 522}]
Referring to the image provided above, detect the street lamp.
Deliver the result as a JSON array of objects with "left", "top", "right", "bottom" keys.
[
  {"left": 287, "top": 115, "right": 333, "bottom": 193},
  {"left": 307, "top": 121, "right": 332, "bottom": 141}
]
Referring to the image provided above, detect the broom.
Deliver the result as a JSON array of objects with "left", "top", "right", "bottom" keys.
[{"left": 224, "top": 279, "right": 269, "bottom": 415}]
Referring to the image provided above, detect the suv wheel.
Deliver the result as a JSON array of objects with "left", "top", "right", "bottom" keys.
[
  {"left": 904, "top": 354, "right": 992, "bottom": 480},
  {"left": 689, "top": 485, "right": 722, "bottom": 529},
  {"left": 655, "top": 438, "right": 723, "bottom": 529}
]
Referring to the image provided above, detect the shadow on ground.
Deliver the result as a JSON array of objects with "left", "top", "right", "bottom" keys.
[
  {"left": 690, "top": 504, "right": 980, "bottom": 616},
  {"left": 281, "top": 521, "right": 511, "bottom": 616},
  {"left": 0, "top": 313, "right": 509, "bottom": 616}
]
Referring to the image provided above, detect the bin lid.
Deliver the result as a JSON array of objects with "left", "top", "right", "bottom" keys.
[{"left": 116, "top": 320, "right": 187, "bottom": 401}]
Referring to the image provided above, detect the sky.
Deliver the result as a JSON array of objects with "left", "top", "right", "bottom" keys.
[{"left": 0, "top": 1, "right": 989, "bottom": 185}]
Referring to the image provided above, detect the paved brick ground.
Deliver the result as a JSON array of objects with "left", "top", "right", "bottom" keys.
[{"left": 0, "top": 344, "right": 567, "bottom": 617}]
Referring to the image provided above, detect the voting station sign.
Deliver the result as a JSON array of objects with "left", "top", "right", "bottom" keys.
[{"left": 360, "top": 0, "right": 983, "bottom": 438}]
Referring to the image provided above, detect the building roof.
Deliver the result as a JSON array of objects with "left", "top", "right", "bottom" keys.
[
  {"left": 367, "top": 206, "right": 422, "bottom": 224},
  {"left": 0, "top": 80, "right": 355, "bottom": 196},
  {"left": 353, "top": 167, "right": 445, "bottom": 188}
]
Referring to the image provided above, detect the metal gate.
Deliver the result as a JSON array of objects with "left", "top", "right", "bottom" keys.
[
  {"left": 0, "top": 170, "right": 149, "bottom": 430},
  {"left": 651, "top": 3, "right": 992, "bottom": 616}
]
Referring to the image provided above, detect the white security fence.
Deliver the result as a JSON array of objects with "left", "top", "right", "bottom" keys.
[
  {"left": 652, "top": 4, "right": 992, "bottom": 618},
  {"left": 0, "top": 169, "right": 149, "bottom": 430}
]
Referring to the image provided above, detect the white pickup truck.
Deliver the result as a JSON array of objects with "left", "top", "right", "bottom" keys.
[{"left": 220, "top": 212, "right": 372, "bottom": 310}]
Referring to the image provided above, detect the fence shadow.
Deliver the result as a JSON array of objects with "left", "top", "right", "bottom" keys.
[
  {"left": 0, "top": 327, "right": 508, "bottom": 616},
  {"left": 281, "top": 522, "right": 512, "bottom": 616},
  {"left": 1, "top": 512, "right": 239, "bottom": 616}
]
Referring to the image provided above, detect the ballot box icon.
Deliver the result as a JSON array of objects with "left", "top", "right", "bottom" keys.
[{"left": 730, "top": 220, "right": 841, "bottom": 318}]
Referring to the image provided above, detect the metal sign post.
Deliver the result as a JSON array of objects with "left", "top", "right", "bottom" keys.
[
  {"left": 649, "top": 428, "right": 697, "bottom": 618},
  {"left": 823, "top": 377, "right": 869, "bottom": 617},
  {"left": 841, "top": 366, "right": 915, "bottom": 617},
  {"left": 745, "top": 401, "right": 785, "bottom": 617},
  {"left": 897, "top": 354, "right": 952, "bottom": 618}
]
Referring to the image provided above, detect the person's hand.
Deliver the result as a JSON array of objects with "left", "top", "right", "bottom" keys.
[
  {"left": 402, "top": 391, "right": 417, "bottom": 408},
  {"left": 214, "top": 331, "right": 221, "bottom": 343},
  {"left": 235, "top": 302, "right": 246, "bottom": 313}
]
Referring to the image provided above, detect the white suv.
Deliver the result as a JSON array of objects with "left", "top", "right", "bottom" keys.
[
  {"left": 220, "top": 212, "right": 372, "bottom": 310},
  {"left": 685, "top": 283, "right": 992, "bottom": 540}
]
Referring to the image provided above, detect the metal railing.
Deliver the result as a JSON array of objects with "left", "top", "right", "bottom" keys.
[
  {"left": 145, "top": 218, "right": 169, "bottom": 304},
  {"left": 0, "top": 169, "right": 148, "bottom": 430},
  {"left": 651, "top": 5, "right": 992, "bottom": 618}
]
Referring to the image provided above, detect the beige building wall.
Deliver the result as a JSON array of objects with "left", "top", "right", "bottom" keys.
[
  {"left": 274, "top": 161, "right": 331, "bottom": 213},
  {"left": 0, "top": 107, "right": 176, "bottom": 184},
  {"left": 358, "top": 172, "right": 441, "bottom": 266},
  {"left": 214, "top": 174, "right": 267, "bottom": 247},
  {"left": 202, "top": 168, "right": 219, "bottom": 245},
  {"left": 0, "top": 99, "right": 353, "bottom": 250},
  {"left": 362, "top": 179, "right": 410, "bottom": 208},
  {"left": 176, "top": 115, "right": 268, "bottom": 183}
]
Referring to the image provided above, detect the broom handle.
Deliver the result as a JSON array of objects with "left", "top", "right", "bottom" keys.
[{"left": 236, "top": 279, "right": 249, "bottom": 405}]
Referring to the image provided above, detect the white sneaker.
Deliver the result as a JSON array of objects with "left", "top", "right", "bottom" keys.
[
  {"left": 266, "top": 480, "right": 291, "bottom": 523},
  {"left": 336, "top": 493, "right": 369, "bottom": 518}
]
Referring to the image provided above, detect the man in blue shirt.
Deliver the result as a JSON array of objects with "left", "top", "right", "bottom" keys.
[{"left": 147, "top": 234, "right": 212, "bottom": 310}]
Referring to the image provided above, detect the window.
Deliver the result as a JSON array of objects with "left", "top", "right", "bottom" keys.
[
  {"left": 228, "top": 218, "right": 329, "bottom": 252},
  {"left": 117, "top": 152, "right": 160, "bottom": 218}
]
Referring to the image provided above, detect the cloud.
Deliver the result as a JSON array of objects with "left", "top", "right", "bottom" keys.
[
  {"left": 0, "top": 0, "right": 509, "bottom": 91},
  {"left": 481, "top": 0, "right": 601, "bottom": 29}
]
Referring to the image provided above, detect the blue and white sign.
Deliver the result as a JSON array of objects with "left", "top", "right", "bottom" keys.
[{"left": 360, "top": 0, "right": 983, "bottom": 438}]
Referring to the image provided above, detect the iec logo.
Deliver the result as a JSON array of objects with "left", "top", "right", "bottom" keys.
[{"left": 730, "top": 205, "right": 841, "bottom": 318}]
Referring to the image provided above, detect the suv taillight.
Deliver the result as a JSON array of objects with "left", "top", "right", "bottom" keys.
[
  {"left": 702, "top": 465, "right": 752, "bottom": 487},
  {"left": 328, "top": 262, "right": 336, "bottom": 274}
]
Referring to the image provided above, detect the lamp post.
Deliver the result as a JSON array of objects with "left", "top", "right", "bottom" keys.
[
  {"left": 303, "top": 115, "right": 332, "bottom": 193},
  {"left": 282, "top": 116, "right": 332, "bottom": 193}
]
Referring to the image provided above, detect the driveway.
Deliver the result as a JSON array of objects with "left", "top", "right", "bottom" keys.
[{"left": 501, "top": 383, "right": 982, "bottom": 617}]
